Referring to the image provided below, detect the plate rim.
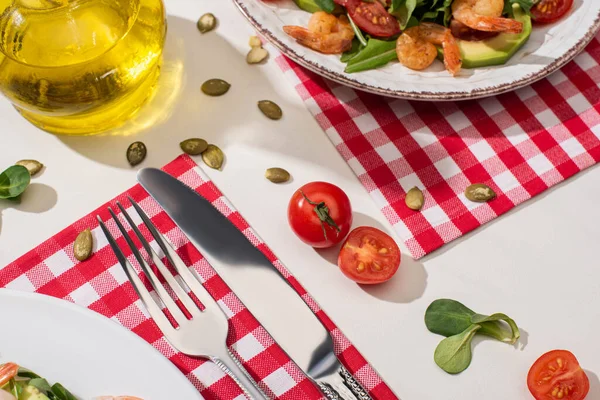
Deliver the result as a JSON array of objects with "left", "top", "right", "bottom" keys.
[
  {"left": 0, "top": 289, "right": 202, "bottom": 399},
  {"left": 233, "top": 0, "right": 600, "bottom": 101}
]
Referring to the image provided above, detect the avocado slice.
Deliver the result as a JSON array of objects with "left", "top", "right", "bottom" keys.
[
  {"left": 439, "top": 4, "right": 532, "bottom": 69},
  {"left": 293, "top": 0, "right": 343, "bottom": 14},
  {"left": 19, "top": 385, "right": 50, "bottom": 400}
]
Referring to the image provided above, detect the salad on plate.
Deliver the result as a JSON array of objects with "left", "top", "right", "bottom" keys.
[
  {"left": 281, "top": 0, "right": 574, "bottom": 76},
  {"left": 0, "top": 363, "right": 140, "bottom": 400}
]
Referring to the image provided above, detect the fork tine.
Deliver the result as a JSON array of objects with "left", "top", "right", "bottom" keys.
[
  {"left": 107, "top": 207, "right": 187, "bottom": 324},
  {"left": 128, "top": 197, "right": 219, "bottom": 313},
  {"left": 117, "top": 201, "right": 201, "bottom": 317},
  {"left": 97, "top": 216, "right": 173, "bottom": 333}
]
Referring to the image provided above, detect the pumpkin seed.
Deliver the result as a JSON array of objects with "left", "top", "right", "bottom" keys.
[
  {"left": 258, "top": 100, "right": 283, "bottom": 120},
  {"left": 197, "top": 13, "right": 216, "bottom": 33},
  {"left": 73, "top": 229, "right": 93, "bottom": 261},
  {"left": 201, "top": 79, "right": 230, "bottom": 96},
  {"left": 246, "top": 47, "right": 269, "bottom": 64},
  {"left": 126, "top": 141, "right": 147, "bottom": 166},
  {"left": 465, "top": 184, "right": 496, "bottom": 203},
  {"left": 15, "top": 159, "right": 43, "bottom": 176},
  {"left": 202, "top": 144, "right": 224, "bottom": 170},
  {"left": 249, "top": 35, "right": 262, "bottom": 48},
  {"left": 265, "top": 167, "right": 290, "bottom": 183},
  {"left": 405, "top": 187, "right": 424, "bottom": 211},
  {"left": 180, "top": 138, "right": 208, "bottom": 155}
]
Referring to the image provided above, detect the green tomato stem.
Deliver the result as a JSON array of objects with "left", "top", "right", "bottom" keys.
[{"left": 299, "top": 190, "right": 341, "bottom": 241}]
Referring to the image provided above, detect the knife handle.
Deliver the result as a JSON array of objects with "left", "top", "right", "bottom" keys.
[
  {"left": 317, "top": 367, "right": 372, "bottom": 400},
  {"left": 340, "top": 366, "right": 371, "bottom": 400}
]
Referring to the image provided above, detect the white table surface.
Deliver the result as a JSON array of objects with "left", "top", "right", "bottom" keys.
[{"left": 1, "top": 1, "right": 599, "bottom": 399}]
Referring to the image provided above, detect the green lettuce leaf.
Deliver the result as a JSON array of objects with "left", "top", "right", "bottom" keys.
[
  {"left": 503, "top": 0, "right": 534, "bottom": 15},
  {"left": 390, "top": 0, "right": 425, "bottom": 29}
]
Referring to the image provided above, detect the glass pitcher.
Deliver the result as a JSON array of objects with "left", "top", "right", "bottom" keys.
[{"left": 0, "top": 0, "right": 166, "bottom": 135}]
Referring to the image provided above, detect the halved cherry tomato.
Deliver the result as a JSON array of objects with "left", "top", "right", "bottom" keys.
[
  {"left": 531, "top": 0, "right": 574, "bottom": 24},
  {"left": 527, "top": 350, "right": 590, "bottom": 400},
  {"left": 288, "top": 182, "right": 352, "bottom": 248},
  {"left": 338, "top": 227, "right": 400, "bottom": 284},
  {"left": 345, "top": 0, "right": 401, "bottom": 38}
]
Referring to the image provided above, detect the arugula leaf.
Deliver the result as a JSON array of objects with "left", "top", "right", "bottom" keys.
[
  {"left": 0, "top": 165, "right": 30, "bottom": 199},
  {"left": 315, "top": 0, "right": 335, "bottom": 13},
  {"left": 345, "top": 38, "right": 397, "bottom": 73},
  {"left": 348, "top": 14, "right": 368, "bottom": 47},
  {"left": 504, "top": 0, "right": 534, "bottom": 15},
  {"left": 341, "top": 39, "right": 365, "bottom": 63}
]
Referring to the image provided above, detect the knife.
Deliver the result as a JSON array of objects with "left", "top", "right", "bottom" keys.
[{"left": 138, "top": 168, "right": 372, "bottom": 400}]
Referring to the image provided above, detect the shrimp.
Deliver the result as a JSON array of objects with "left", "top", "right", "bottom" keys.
[
  {"left": 0, "top": 363, "right": 18, "bottom": 387},
  {"left": 396, "top": 23, "right": 462, "bottom": 76},
  {"left": 283, "top": 12, "right": 355, "bottom": 54},
  {"left": 452, "top": 0, "right": 523, "bottom": 34}
]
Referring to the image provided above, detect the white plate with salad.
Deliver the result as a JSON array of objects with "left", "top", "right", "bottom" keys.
[
  {"left": 234, "top": 0, "right": 600, "bottom": 100},
  {"left": 0, "top": 290, "right": 203, "bottom": 400}
]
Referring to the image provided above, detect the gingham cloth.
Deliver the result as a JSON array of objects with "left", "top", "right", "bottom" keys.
[
  {"left": 276, "top": 34, "right": 600, "bottom": 258},
  {"left": 0, "top": 155, "right": 396, "bottom": 400}
]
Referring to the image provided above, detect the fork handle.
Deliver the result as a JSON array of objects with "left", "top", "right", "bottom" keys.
[{"left": 211, "top": 352, "right": 269, "bottom": 400}]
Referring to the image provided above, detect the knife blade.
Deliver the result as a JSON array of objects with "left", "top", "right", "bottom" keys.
[{"left": 138, "top": 168, "right": 356, "bottom": 396}]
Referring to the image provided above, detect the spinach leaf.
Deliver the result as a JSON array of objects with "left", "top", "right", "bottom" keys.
[
  {"left": 0, "top": 165, "right": 30, "bottom": 199},
  {"left": 472, "top": 313, "right": 520, "bottom": 344},
  {"left": 390, "top": 0, "right": 453, "bottom": 28},
  {"left": 425, "top": 299, "right": 476, "bottom": 337},
  {"left": 17, "top": 367, "right": 41, "bottom": 380},
  {"left": 345, "top": 38, "right": 397, "bottom": 73},
  {"left": 434, "top": 324, "right": 481, "bottom": 374},
  {"left": 390, "top": 0, "right": 421, "bottom": 29},
  {"left": 315, "top": 0, "right": 335, "bottom": 13},
  {"left": 51, "top": 383, "right": 78, "bottom": 400},
  {"left": 503, "top": 0, "right": 534, "bottom": 16},
  {"left": 348, "top": 14, "right": 368, "bottom": 47},
  {"left": 341, "top": 39, "right": 364, "bottom": 63},
  {"left": 425, "top": 299, "right": 521, "bottom": 345},
  {"left": 28, "top": 378, "right": 53, "bottom": 394}
]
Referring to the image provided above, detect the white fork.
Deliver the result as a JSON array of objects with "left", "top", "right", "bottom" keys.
[{"left": 97, "top": 198, "right": 268, "bottom": 400}]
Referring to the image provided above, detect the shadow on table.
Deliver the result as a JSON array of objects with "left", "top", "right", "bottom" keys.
[
  {"left": 56, "top": 14, "right": 313, "bottom": 170},
  {"left": 314, "top": 212, "right": 428, "bottom": 303},
  {"left": 586, "top": 369, "right": 600, "bottom": 398},
  {"left": 0, "top": 183, "right": 58, "bottom": 238}
]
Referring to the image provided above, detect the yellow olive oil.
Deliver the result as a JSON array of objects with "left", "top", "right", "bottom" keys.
[{"left": 0, "top": 0, "right": 166, "bottom": 135}]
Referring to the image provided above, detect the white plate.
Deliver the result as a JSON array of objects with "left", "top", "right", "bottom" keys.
[
  {"left": 0, "top": 290, "right": 203, "bottom": 400},
  {"left": 233, "top": 0, "right": 600, "bottom": 100}
]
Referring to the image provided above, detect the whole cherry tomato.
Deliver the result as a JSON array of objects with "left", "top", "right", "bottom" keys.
[{"left": 288, "top": 182, "right": 352, "bottom": 248}]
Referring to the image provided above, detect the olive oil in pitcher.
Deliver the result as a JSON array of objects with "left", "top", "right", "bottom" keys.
[{"left": 0, "top": 0, "right": 167, "bottom": 135}]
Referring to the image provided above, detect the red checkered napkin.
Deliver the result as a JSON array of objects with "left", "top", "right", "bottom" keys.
[
  {"left": 0, "top": 155, "right": 396, "bottom": 400},
  {"left": 277, "top": 34, "right": 600, "bottom": 258}
]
